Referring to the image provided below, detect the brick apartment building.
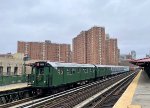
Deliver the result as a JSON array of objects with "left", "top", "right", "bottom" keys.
[
  {"left": 73, "top": 26, "right": 119, "bottom": 65},
  {"left": 106, "top": 35, "right": 119, "bottom": 65},
  {"left": 73, "top": 31, "right": 87, "bottom": 63},
  {"left": 17, "top": 40, "right": 71, "bottom": 62},
  {"left": 73, "top": 26, "right": 106, "bottom": 64}
]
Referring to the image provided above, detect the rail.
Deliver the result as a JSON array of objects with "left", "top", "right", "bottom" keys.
[{"left": 10, "top": 71, "right": 134, "bottom": 108}]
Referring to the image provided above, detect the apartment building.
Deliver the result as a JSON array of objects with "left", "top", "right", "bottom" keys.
[
  {"left": 106, "top": 36, "right": 119, "bottom": 65},
  {"left": 17, "top": 40, "right": 71, "bottom": 62},
  {"left": 73, "top": 26, "right": 106, "bottom": 64}
]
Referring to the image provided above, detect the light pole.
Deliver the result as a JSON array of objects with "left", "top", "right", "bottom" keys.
[{"left": 23, "top": 54, "right": 30, "bottom": 82}]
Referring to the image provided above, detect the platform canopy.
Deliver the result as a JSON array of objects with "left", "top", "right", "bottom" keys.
[{"left": 129, "top": 57, "right": 150, "bottom": 67}]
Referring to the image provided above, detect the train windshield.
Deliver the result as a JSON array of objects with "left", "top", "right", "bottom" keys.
[
  {"left": 35, "top": 62, "right": 46, "bottom": 75},
  {"left": 39, "top": 68, "right": 44, "bottom": 74}
]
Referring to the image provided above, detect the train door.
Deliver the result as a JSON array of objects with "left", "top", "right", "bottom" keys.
[
  {"left": 35, "top": 67, "right": 45, "bottom": 87},
  {"left": 53, "top": 67, "right": 64, "bottom": 86},
  {"left": 45, "top": 66, "right": 52, "bottom": 87}
]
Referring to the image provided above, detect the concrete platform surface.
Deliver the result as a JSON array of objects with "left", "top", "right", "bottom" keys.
[
  {"left": 132, "top": 71, "right": 150, "bottom": 108},
  {"left": 114, "top": 70, "right": 150, "bottom": 108},
  {"left": 0, "top": 83, "right": 30, "bottom": 92},
  {"left": 113, "top": 70, "right": 142, "bottom": 108}
]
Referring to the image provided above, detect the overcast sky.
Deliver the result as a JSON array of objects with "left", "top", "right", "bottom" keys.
[{"left": 0, "top": 0, "right": 150, "bottom": 59}]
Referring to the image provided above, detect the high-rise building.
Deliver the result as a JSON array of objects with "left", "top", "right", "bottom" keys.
[
  {"left": 106, "top": 36, "right": 119, "bottom": 65},
  {"left": 131, "top": 50, "right": 136, "bottom": 59},
  {"left": 73, "top": 31, "right": 87, "bottom": 64},
  {"left": 73, "top": 26, "right": 106, "bottom": 64},
  {"left": 146, "top": 54, "right": 150, "bottom": 58},
  {"left": 17, "top": 41, "right": 71, "bottom": 62}
]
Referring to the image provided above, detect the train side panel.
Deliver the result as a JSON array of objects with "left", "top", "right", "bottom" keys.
[
  {"left": 63, "top": 67, "right": 80, "bottom": 85},
  {"left": 51, "top": 67, "right": 63, "bottom": 87},
  {"left": 27, "top": 61, "right": 130, "bottom": 88}
]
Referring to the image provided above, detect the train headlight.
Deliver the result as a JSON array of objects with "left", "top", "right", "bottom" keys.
[
  {"left": 44, "top": 81, "right": 46, "bottom": 83},
  {"left": 32, "top": 81, "right": 34, "bottom": 83}
]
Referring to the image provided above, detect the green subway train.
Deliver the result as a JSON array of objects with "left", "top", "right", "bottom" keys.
[{"left": 27, "top": 61, "right": 129, "bottom": 88}]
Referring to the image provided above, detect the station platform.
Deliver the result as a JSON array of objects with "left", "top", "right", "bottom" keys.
[
  {"left": 0, "top": 83, "right": 30, "bottom": 92},
  {"left": 113, "top": 70, "right": 150, "bottom": 108}
]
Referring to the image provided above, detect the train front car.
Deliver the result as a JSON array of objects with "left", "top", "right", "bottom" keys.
[
  {"left": 28, "top": 61, "right": 52, "bottom": 88},
  {"left": 28, "top": 61, "right": 96, "bottom": 88}
]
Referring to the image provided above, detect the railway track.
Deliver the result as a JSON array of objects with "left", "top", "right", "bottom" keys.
[
  {"left": 98, "top": 74, "right": 135, "bottom": 108},
  {"left": 74, "top": 71, "right": 138, "bottom": 108},
  {"left": 0, "top": 97, "right": 33, "bottom": 108},
  {"left": 9, "top": 71, "right": 137, "bottom": 108}
]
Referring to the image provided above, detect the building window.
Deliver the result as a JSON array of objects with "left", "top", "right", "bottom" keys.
[
  {"left": 14, "top": 67, "right": 18, "bottom": 75},
  {"left": 0, "top": 66, "right": 3, "bottom": 75},
  {"left": 7, "top": 67, "right": 11, "bottom": 75}
]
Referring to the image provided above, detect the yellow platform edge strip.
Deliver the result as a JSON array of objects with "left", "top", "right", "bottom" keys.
[{"left": 113, "top": 70, "right": 142, "bottom": 108}]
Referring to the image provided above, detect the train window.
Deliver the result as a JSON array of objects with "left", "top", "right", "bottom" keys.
[
  {"left": 72, "top": 68, "right": 75, "bottom": 74},
  {"left": 91, "top": 68, "right": 94, "bottom": 72},
  {"left": 70, "top": 68, "right": 73, "bottom": 74},
  {"left": 0, "top": 66, "right": 3, "bottom": 75},
  {"left": 14, "top": 67, "right": 18, "bottom": 75},
  {"left": 39, "top": 68, "right": 44, "bottom": 74},
  {"left": 77, "top": 68, "right": 80, "bottom": 73},
  {"left": 66, "top": 69, "right": 70, "bottom": 75},
  {"left": 7, "top": 67, "right": 11, "bottom": 75},
  {"left": 83, "top": 68, "right": 85, "bottom": 72},
  {"left": 66, "top": 68, "right": 69, "bottom": 73},
  {"left": 67, "top": 68, "right": 71, "bottom": 75},
  {"left": 102, "top": 68, "right": 104, "bottom": 71},
  {"left": 83, "top": 68, "right": 88, "bottom": 73}
]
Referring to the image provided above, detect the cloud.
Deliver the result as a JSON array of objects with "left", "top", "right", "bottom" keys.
[{"left": 0, "top": 0, "right": 149, "bottom": 58}]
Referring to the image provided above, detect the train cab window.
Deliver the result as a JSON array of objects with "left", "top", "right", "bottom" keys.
[
  {"left": 7, "top": 67, "right": 11, "bottom": 75},
  {"left": 39, "top": 68, "right": 44, "bottom": 74},
  {"left": 14, "top": 67, "right": 18, "bottom": 75},
  {"left": 0, "top": 66, "right": 3, "bottom": 75}
]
